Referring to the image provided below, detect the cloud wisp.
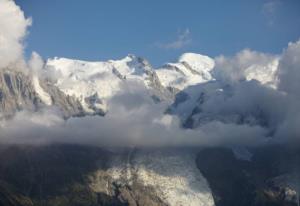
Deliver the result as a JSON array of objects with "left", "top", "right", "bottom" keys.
[
  {"left": 155, "top": 29, "right": 192, "bottom": 50},
  {"left": 262, "top": 0, "right": 281, "bottom": 26}
]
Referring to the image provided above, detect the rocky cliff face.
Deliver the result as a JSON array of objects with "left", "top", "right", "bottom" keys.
[
  {"left": 0, "top": 69, "right": 85, "bottom": 119},
  {"left": 39, "top": 80, "right": 85, "bottom": 118},
  {"left": 0, "top": 70, "right": 42, "bottom": 118}
]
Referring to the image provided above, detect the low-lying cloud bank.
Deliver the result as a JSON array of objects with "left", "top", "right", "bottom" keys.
[
  {"left": 0, "top": 86, "right": 268, "bottom": 147},
  {"left": 0, "top": 0, "right": 299, "bottom": 148}
]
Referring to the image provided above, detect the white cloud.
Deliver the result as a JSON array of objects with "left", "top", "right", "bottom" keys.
[
  {"left": 0, "top": 79, "right": 272, "bottom": 148},
  {"left": 156, "top": 29, "right": 191, "bottom": 50},
  {"left": 29, "top": 51, "right": 44, "bottom": 74},
  {"left": 277, "top": 39, "right": 300, "bottom": 98},
  {"left": 213, "top": 49, "right": 279, "bottom": 85},
  {"left": 0, "top": 92, "right": 266, "bottom": 147},
  {"left": 0, "top": 0, "right": 31, "bottom": 69}
]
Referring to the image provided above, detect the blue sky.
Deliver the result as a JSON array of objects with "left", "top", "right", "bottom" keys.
[{"left": 16, "top": 0, "right": 300, "bottom": 66}]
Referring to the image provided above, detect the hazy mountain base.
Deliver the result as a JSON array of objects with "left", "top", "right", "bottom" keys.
[
  {"left": 196, "top": 145, "right": 300, "bottom": 206},
  {"left": 0, "top": 144, "right": 110, "bottom": 206},
  {"left": 0, "top": 144, "right": 298, "bottom": 206},
  {"left": 0, "top": 145, "right": 170, "bottom": 206}
]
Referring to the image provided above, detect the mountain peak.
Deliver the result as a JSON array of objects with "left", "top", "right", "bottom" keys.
[{"left": 178, "top": 53, "right": 215, "bottom": 73}]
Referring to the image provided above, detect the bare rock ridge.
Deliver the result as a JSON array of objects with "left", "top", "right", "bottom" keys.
[{"left": 39, "top": 79, "right": 85, "bottom": 118}]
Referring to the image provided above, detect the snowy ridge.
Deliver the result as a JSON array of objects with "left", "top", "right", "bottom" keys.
[
  {"left": 179, "top": 53, "right": 215, "bottom": 74},
  {"left": 156, "top": 53, "right": 215, "bottom": 91}
]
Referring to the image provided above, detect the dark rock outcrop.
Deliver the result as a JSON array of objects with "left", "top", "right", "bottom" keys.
[{"left": 196, "top": 146, "right": 300, "bottom": 206}]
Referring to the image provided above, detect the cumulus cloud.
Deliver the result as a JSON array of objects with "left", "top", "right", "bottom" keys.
[
  {"left": 213, "top": 49, "right": 279, "bottom": 86},
  {"left": 274, "top": 39, "right": 300, "bottom": 142},
  {"left": 0, "top": 0, "right": 31, "bottom": 69},
  {"left": 28, "top": 51, "right": 64, "bottom": 82},
  {"left": 155, "top": 29, "right": 191, "bottom": 50},
  {"left": 195, "top": 39, "right": 300, "bottom": 144},
  {"left": 28, "top": 51, "right": 44, "bottom": 74},
  {"left": 277, "top": 40, "right": 300, "bottom": 98},
  {"left": 29, "top": 52, "right": 43, "bottom": 70}
]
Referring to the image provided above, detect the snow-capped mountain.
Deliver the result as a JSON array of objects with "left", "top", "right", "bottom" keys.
[
  {"left": 0, "top": 52, "right": 280, "bottom": 121},
  {"left": 45, "top": 55, "right": 172, "bottom": 114},
  {"left": 41, "top": 53, "right": 217, "bottom": 116}
]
